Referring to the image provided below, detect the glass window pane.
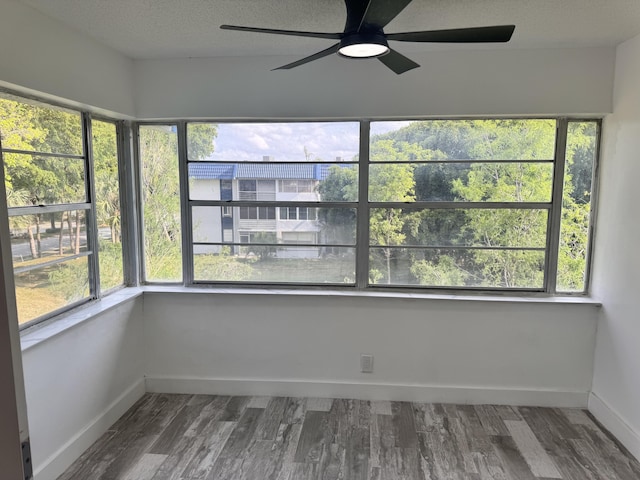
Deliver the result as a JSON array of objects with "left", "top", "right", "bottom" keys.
[
  {"left": 192, "top": 206, "right": 356, "bottom": 245},
  {"left": 194, "top": 247, "right": 355, "bottom": 283},
  {"left": 556, "top": 121, "right": 597, "bottom": 292},
  {"left": 92, "top": 120, "right": 124, "bottom": 291},
  {"left": 187, "top": 122, "right": 359, "bottom": 162},
  {"left": 369, "top": 162, "right": 553, "bottom": 203},
  {"left": 370, "top": 208, "right": 548, "bottom": 248},
  {"left": 0, "top": 96, "right": 83, "bottom": 155},
  {"left": 14, "top": 257, "right": 89, "bottom": 325},
  {"left": 189, "top": 163, "right": 356, "bottom": 201},
  {"left": 140, "top": 125, "right": 181, "bottom": 282},
  {"left": 370, "top": 119, "right": 556, "bottom": 161},
  {"left": 3, "top": 153, "right": 86, "bottom": 206},
  {"left": 10, "top": 210, "right": 88, "bottom": 268},
  {"left": 369, "top": 247, "right": 545, "bottom": 288}
]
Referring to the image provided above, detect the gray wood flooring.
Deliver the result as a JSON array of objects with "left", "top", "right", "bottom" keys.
[{"left": 58, "top": 394, "right": 640, "bottom": 480}]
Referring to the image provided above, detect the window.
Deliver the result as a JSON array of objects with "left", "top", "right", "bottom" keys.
[
  {"left": 282, "top": 232, "right": 317, "bottom": 244},
  {"left": 369, "top": 119, "right": 554, "bottom": 288},
  {"left": 221, "top": 179, "right": 232, "bottom": 201},
  {"left": 239, "top": 231, "right": 277, "bottom": 244},
  {"left": 164, "top": 119, "right": 598, "bottom": 293},
  {"left": 185, "top": 122, "right": 358, "bottom": 284},
  {"left": 280, "top": 179, "right": 315, "bottom": 193},
  {"left": 139, "top": 125, "right": 181, "bottom": 282},
  {"left": 239, "top": 206, "right": 276, "bottom": 220},
  {"left": 0, "top": 94, "right": 125, "bottom": 326},
  {"left": 279, "top": 207, "right": 318, "bottom": 221},
  {"left": 92, "top": 120, "right": 125, "bottom": 292},
  {"left": 238, "top": 179, "right": 275, "bottom": 201}
]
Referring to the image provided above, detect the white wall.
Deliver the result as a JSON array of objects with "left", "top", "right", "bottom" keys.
[
  {"left": 134, "top": 47, "right": 614, "bottom": 119},
  {"left": 144, "top": 292, "right": 598, "bottom": 407},
  {"left": 0, "top": 0, "right": 135, "bottom": 117},
  {"left": 590, "top": 33, "right": 640, "bottom": 461},
  {"left": 21, "top": 297, "right": 145, "bottom": 480}
]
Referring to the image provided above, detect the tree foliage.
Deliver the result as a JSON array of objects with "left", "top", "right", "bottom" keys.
[{"left": 319, "top": 119, "right": 595, "bottom": 289}]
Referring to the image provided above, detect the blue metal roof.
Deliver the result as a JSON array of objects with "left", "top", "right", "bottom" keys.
[
  {"left": 189, "top": 163, "right": 354, "bottom": 181},
  {"left": 188, "top": 163, "right": 236, "bottom": 179},
  {"left": 236, "top": 164, "right": 317, "bottom": 179}
]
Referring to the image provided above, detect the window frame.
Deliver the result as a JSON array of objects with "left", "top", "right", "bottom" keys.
[
  {"left": 139, "top": 117, "right": 600, "bottom": 296},
  {"left": 0, "top": 90, "right": 131, "bottom": 329}
]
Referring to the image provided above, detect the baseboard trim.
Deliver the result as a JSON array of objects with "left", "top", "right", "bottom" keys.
[
  {"left": 588, "top": 392, "right": 640, "bottom": 462},
  {"left": 33, "top": 379, "right": 146, "bottom": 480},
  {"left": 145, "top": 376, "right": 588, "bottom": 407}
]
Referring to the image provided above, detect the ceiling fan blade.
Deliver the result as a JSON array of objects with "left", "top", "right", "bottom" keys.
[
  {"left": 387, "top": 25, "right": 516, "bottom": 43},
  {"left": 273, "top": 43, "right": 341, "bottom": 70},
  {"left": 221, "top": 24, "right": 341, "bottom": 40},
  {"left": 358, "top": 0, "right": 413, "bottom": 31},
  {"left": 377, "top": 48, "right": 420, "bottom": 74}
]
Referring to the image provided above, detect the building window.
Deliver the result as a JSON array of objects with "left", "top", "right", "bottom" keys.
[
  {"left": 239, "top": 206, "right": 276, "bottom": 220},
  {"left": 1, "top": 94, "right": 125, "bottom": 327},
  {"left": 173, "top": 119, "right": 597, "bottom": 292},
  {"left": 281, "top": 232, "right": 317, "bottom": 244},
  {"left": 280, "top": 179, "right": 315, "bottom": 193},
  {"left": 239, "top": 179, "right": 276, "bottom": 201},
  {"left": 279, "top": 207, "right": 317, "bottom": 221},
  {"left": 220, "top": 179, "right": 233, "bottom": 201}
]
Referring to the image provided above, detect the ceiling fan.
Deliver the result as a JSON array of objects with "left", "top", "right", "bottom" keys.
[{"left": 220, "top": 0, "right": 515, "bottom": 74}]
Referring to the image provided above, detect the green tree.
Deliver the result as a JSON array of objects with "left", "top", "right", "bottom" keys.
[
  {"left": 372, "top": 119, "right": 560, "bottom": 288},
  {"left": 317, "top": 165, "right": 358, "bottom": 245},
  {"left": 92, "top": 121, "right": 121, "bottom": 243},
  {"left": 410, "top": 255, "right": 469, "bottom": 286},
  {"left": 140, "top": 124, "right": 217, "bottom": 281},
  {"left": 556, "top": 122, "right": 597, "bottom": 291},
  {"left": 450, "top": 120, "right": 556, "bottom": 287},
  {"left": 194, "top": 247, "right": 252, "bottom": 281},
  {"left": 245, "top": 232, "right": 278, "bottom": 260},
  {"left": 368, "top": 139, "right": 417, "bottom": 283}
]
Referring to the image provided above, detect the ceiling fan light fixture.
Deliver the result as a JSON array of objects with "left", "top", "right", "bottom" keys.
[{"left": 338, "top": 32, "right": 389, "bottom": 58}]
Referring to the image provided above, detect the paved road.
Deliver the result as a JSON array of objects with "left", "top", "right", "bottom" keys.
[{"left": 11, "top": 227, "right": 112, "bottom": 261}]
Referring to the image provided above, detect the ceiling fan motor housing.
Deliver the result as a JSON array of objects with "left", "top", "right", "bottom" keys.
[{"left": 338, "top": 31, "right": 390, "bottom": 58}]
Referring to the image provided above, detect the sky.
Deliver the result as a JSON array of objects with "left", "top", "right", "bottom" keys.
[{"left": 195, "top": 121, "right": 412, "bottom": 162}]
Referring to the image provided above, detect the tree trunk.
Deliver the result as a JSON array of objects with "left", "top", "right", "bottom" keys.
[
  {"left": 74, "top": 211, "right": 81, "bottom": 254},
  {"left": 67, "top": 215, "right": 74, "bottom": 253},
  {"left": 35, "top": 215, "right": 42, "bottom": 258},
  {"left": 385, "top": 247, "right": 391, "bottom": 284},
  {"left": 58, "top": 212, "right": 65, "bottom": 255},
  {"left": 27, "top": 226, "right": 38, "bottom": 259}
]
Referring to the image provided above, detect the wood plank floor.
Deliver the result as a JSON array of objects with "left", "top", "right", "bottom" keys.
[{"left": 58, "top": 394, "right": 640, "bottom": 480}]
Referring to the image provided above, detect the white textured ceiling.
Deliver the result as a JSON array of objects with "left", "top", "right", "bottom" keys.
[{"left": 17, "top": 0, "right": 640, "bottom": 59}]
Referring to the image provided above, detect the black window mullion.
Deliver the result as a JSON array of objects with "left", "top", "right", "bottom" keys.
[
  {"left": 177, "top": 121, "right": 193, "bottom": 286},
  {"left": 356, "top": 121, "right": 370, "bottom": 289},
  {"left": 545, "top": 118, "right": 568, "bottom": 293},
  {"left": 83, "top": 112, "right": 101, "bottom": 299},
  {"left": 117, "top": 120, "right": 139, "bottom": 287}
]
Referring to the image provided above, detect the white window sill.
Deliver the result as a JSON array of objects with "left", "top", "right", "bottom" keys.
[
  {"left": 140, "top": 285, "right": 601, "bottom": 305},
  {"left": 20, "top": 285, "right": 600, "bottom": 352},
  {"left": 20, "top": 287, "right": 143, "bottom": 352}
]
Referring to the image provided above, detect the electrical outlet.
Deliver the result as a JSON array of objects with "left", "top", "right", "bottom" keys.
[{"left": 360, "top": 354, "right": 374, "bottom": 373}]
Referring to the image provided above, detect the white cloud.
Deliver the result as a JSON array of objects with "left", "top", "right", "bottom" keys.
[{"left": 209, "top": 122, "right": 360, "bottom": 162}]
